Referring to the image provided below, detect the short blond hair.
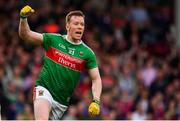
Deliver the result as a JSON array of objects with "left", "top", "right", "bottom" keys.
[{"left": 66, "top": 10, "right": 85, "bottom": 23}]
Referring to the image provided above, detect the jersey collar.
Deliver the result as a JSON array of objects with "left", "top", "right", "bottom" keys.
[{"left": 64, "top": 35, "right": 82, "bottom": 45}]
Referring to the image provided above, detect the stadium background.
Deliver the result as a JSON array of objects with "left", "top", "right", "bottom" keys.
[{"left": 0, "top": 0, "right": 180, "bottom": 120}]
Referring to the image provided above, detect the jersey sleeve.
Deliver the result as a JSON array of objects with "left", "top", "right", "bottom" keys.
[
  {"left": 42, "top": 33, "right": 53, "bottom": 51},
  {"left": 85, "top": 50, "right": 98, "bottom": 69}
]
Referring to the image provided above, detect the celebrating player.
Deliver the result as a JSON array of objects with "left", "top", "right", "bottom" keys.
[{"left": 19, "top": 5, "right": 102, "bottom": 120}]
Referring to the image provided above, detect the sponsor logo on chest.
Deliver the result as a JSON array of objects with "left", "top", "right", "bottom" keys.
[{"left": 45, "top": 47, "right": 85, "bottom": 72}]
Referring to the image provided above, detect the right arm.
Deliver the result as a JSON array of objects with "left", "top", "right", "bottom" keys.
[{"left": 18, "top": 5, "right": 43, "bottom": 45}]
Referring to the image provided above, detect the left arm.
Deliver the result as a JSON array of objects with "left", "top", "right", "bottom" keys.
[
  {"left": 88, "top": 67, "right": 102, "bottom": 116},
  {"left": 88, "top": 67, "right": 102, "bottom": 101}
]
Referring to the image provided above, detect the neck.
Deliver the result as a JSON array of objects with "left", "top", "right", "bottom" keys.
[{"left": 67, "top": 35, "right": 80, "bottom": 44}]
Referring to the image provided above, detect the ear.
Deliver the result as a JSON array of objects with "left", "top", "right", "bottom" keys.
[{"left": 66, "top": 23, "right": 69, "bottom": 31}]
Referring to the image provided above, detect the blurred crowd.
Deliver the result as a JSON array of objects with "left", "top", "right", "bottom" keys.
[{"left": 0, "top": 0, "right": 180, "bottom": 120}]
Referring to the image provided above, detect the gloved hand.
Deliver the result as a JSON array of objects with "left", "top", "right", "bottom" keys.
[
  {"left": 88, "top": 99, "right": 100, "bottom": 117},
  {"left": 20, "top": 5, "right": 35, "bottom": 18}
]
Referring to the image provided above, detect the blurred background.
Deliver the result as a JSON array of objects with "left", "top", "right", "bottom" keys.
[{"left": 0, "top": 0, "right": 180, "bottom": 120}]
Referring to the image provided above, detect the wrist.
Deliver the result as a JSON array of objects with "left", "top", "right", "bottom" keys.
[
  {"left": 20, "top": 14, "right": 27, "bottom": 19},
  {"left": 93, "top": 99, "right": 100, "bottom": 105}
]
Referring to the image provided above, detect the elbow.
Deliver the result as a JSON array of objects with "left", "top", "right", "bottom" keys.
[
  {"left": 18, "top": 31, "right": 23, "bottom": 39},
  {"left": 19, "top": 28, "right": 25, "bottom": 39},
  {"left": 18, "top": 29, "right": 29, "bottom": 40}
]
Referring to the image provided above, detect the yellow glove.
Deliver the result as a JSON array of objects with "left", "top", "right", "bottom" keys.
[
  {"left": 88, "top": 99, "right": 100, "bottom": 117},
  {"left": 20, "top": 5, "right": 35, "bottom": 18}
]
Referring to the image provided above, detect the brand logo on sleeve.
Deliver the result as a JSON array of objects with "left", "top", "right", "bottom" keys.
[{"left": 67, "top": 97, "right": 70, "bottom": 102}]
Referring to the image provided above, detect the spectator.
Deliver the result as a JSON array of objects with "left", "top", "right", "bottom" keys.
[{"left": 0, "top": 0, "right": 179, "bottom": 120}]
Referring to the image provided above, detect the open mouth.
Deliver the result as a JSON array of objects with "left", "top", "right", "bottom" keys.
[{"left": 75, "top": 31, "right": 82, "bottom": 35}]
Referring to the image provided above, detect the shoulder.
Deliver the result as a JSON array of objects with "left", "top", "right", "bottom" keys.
[
  {"left": 81, "top": 42, "right": 95, "bottom": 55},
  {"left": 43, "top": 33, "right": 63, "bottom": 38},
  {"left": 42, "top": 33, "right": 65, "bottom": 43}
]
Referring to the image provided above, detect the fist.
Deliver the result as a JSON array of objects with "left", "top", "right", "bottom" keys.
[
  {"left": 88, "top": 100, "right": 100, "bottom": 117},
  {"left": 20, "top": 5, "right": 35, "bottom": 18}
]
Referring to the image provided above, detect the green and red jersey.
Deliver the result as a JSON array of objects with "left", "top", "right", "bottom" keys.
[{"left": 36, "top": 33, "right": 97, "bottom": 106}]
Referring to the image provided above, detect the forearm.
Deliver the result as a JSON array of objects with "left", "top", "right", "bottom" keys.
[
  {"left": 19, "top": 18, "right": 31, "bottom": 40},
  {"left": 18, "top": 18, "right": 43, "bottom": 45},
  {"left": 92, "top": 78, "right": 102, "bottom": 101},
  {"left": 88, "top": 77, "right": 101, "bottom": 116}
]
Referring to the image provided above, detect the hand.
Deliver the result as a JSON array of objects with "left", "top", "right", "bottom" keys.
[
  {"left": 88, "top": 99, "right": 100, "bottom": 117},
  {"left": 20, "top": 5, "right": 35, "bottom": 18}
]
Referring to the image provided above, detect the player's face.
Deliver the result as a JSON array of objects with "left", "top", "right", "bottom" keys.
[{"left": 66, "top": 16, "right": 85, "bottom": 41}]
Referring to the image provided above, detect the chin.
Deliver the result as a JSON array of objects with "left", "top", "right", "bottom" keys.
[
  {"left": 75, "top": 37, "right": 81, "bottom": 40},
  {"left": 71, "top": 38, "right": 80, "bottom": 42}
]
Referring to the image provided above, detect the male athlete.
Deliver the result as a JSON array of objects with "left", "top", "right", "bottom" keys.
[{"left": 19, "top": 5, "right": 102, "bottom": 120}]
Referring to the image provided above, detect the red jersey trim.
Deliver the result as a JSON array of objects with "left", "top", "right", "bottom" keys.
[{"left": 45, "top": 47, "right": 85, "bottom": 72}]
